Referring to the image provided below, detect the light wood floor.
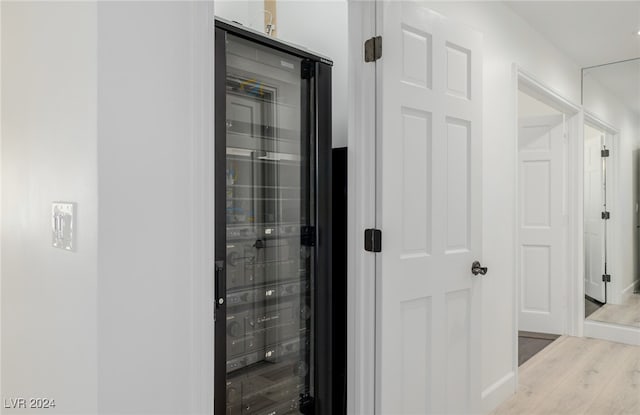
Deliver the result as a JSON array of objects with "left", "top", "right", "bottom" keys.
[
  {"left": 588, "top": 293, "right": 640, "bottom": 328},
  {"left": 492, "top": 336, "right": 640, "bottom": 415}
]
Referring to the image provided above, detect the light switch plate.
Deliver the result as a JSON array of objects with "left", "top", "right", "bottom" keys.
[{"left": 52, "top": 202, "right": 76, "bottom": 251}]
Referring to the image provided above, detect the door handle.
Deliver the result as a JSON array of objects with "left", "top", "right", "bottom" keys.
[
  {"left": 215, "top": 260, "right": 225, "bottom": 307},
  {"left": 471, "top": 261, "right": 488, "bottom": 276}
]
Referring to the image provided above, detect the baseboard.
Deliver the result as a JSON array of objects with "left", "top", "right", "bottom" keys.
[
  {"left": 481, "top": 371, "right": 515, "bottom": 414},
  {"left": 584, "top": 320, "right": 640, "bottom": 346}
]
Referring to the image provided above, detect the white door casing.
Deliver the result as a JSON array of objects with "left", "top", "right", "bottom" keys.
[
  {"left": 584, "top": 129, "right": 606, "bottom": 303},
  {"left": 518, "top": 115, "right": 566, "bottom": 334},
  {"left": 377, "top": 3, "right": 482, "bottom": 414}
]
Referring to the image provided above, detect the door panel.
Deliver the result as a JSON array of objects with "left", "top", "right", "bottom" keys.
[
  {"left": 444, "top": 289, "right": 471, "bottom": 414},
  {"left": 445, "top": 44, "right": 470, "bottom": 99},
  {"left": 400, "top": 108, "right": 432, "bottom": 257},
  {"left": 445, "top": 118, "right": 471, "bottom": 252},
  {"left": 400, "top": 297, "right": 432, "bottom": 414},
  {"left": 518, "top": 115, "right": 565, "bottom": 334},
  {"left": 522, "top": 160, "right": 551, "bottom": 227},
  {"left": 377, "top": 3, "right": 482, "bottom": 413},
  {"left": 521, "top": 245, "right": 551, "bottom": 312}
]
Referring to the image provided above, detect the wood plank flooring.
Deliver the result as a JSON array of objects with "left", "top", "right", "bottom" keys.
[
  {"left": 492, "top": 336, "right": 640, "bottom": 415},
  {"left": 588, "top": 293, "right": 640, "bottom": 328}
]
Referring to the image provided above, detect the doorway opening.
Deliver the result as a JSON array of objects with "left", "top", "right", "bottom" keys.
[{"left": 514, "top": 70, "right": 582, "bottom": 367}]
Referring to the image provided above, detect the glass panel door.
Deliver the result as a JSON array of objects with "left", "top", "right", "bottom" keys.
[{"left": 224, "top": 34, "right": 314, "bottom": 415}]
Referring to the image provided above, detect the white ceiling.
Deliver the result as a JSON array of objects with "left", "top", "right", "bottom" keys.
[
  {"left": 507, "top": 1, "right": 640, "bottom": 67},
  {"left": 507, "top": 1, "right": 640, "bottom": 115}
]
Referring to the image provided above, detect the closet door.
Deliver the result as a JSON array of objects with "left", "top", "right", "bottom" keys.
[{"left": 376, "top": 3, "right": 483, "bottom": 413}]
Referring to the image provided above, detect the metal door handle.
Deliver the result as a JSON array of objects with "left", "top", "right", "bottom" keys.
[
  {"left": 471, "top": 261, "right": 488, "bottom": 276},
  {"left": 215, "top": 260, "right": 225, "bottom": 307}
]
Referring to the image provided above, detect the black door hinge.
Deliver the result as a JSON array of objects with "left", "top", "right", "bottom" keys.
[
  {"left": 364, "top": 36, "right": 382, "bottom": 62},
  {"left": 602, "top": 274, "right": 611, "bottom": 283},
  {"left": 364, "top": 228, "right": 382, "bottom": 252},
  {"left": 602, "top": 211, "right": 611, "bottom": 220},
  {"left": 601, "top": 149, "right": 610, "bottom": 158},
  {"left": 302, "top": 59, "right": 315, "bottom": 79},
  {"left": 299, "top": 393, "right": 314, "bottom": 415},
  {"left": 301, "top": 226, "right": 316, "bottom": 247}
]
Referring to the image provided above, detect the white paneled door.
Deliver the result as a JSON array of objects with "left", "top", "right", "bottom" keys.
[
  {"left": 518, "top": 115, "right": 566, "bottom": 334},
  {"left": 584, "top": 130, "right": 606, "bottom": 303},
  {"left": 377, "top": 3, "right": 483, "bottom": 414}
]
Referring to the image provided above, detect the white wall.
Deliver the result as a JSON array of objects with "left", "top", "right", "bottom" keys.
[
  {"left": 216, "top": 0, "right": 349, "bottom": 147},
  {"left": 215, "top": 0, "right": 266, "bottom": 32},
  {"left": 96, "top": 2, "right": 214, "bottom": 413},
  {"left": 1, "top": 3, "right": 98, "bottom": 413},
  {"left": 2, "top": 2, "right": 214, "bottom": 414}
]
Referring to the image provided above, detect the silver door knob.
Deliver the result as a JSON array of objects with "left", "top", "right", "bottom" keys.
[{"left": 471, "top": 261, "right": 488, "bottom": 276}]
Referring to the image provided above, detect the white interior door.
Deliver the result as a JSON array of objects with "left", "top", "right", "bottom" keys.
[
  {"left": 584, "top": 129, "right": 606, "bottom": 303},
  {"left": 377, "top": 3, "right": 483, "bottom": 413},
  {"left": 518, "top": 115, "right": 566, "bottom": 334}
]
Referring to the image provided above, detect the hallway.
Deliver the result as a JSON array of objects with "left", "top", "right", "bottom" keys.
[{"left": 493, "top": 336, "right": 640, "bottom": 414}]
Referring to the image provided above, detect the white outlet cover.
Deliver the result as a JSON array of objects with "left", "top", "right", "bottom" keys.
[{"left": 52, "top": 202, "right": 76, "bottom": 251}]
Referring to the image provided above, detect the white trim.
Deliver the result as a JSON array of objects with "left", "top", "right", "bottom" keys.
[
  {"left": 374, "top": 1, "right": 382, "bottom": 412},
  {"left": 347, "top": 1, "right": 377, "bottom": 414},
  {"left": 511, "top": 64, "right": 520, "bottom": 391},
  {"left": 192, "top": 2, "right": 215, "bottom": 414},
  {"left": 481, "top": 372, "right": 516, "bottom": 414},
  {"left": 584, "top": 320, "right": 640, "bottom": 346},
  {"left": 568, "top": 112, "right": 585, "bottom": 338},
  {"left": 607, "top": 128, "right": 620, "bottom": 304},
  {"left": 517, "top": 68, "right": 581, "bottom": 116},
  {"left": 584, "top": 111, "right": 620, "bottom": 135}
]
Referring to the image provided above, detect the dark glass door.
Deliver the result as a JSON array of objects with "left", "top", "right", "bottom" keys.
[{"left": 221, "top": 32, "right": 314, "bottom": 415}]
